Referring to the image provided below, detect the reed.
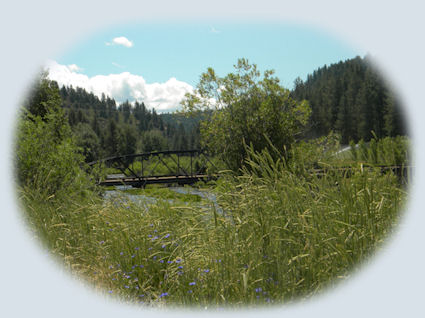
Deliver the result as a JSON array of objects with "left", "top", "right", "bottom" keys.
[{"left": 18, "top": 140, "right": 407, "bottom": 308}]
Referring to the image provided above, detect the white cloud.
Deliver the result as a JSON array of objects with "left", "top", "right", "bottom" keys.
[
  {"left": 45, "top": 60, "right": 193, "bottom": 112},
  {"left": 67, "top": 64, "right": 83, "bottom": 72},
  {"left": 106, "top": 36, "right": 134, "bottom": 48}
]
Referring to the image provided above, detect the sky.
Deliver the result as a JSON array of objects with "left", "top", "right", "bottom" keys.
[{"left": 46, "top": 23, "right": 363, "bottom": 112}]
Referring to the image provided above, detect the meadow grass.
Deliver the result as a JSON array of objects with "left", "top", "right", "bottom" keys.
[{"left": 18, "top": 144, "right": 407, "bottom": 308}]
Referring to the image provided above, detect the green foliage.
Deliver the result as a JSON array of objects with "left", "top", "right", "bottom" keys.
[
  {"left": 292, "top": 55, "right": 407, "bottom": 143},
  {"left": 59, "top": 85, "right": 203, "bottom": 161},
  {"left": 18, "top": 142, "right": 407, "bottom": 307},
  {"left": 15, "top": 75, "right": 93, "bottom": 197},
  {"left": 24, "top": 71, "right": 62, "bottom": 119},
  {"left": 182, "top": 58, "right": 311, "bottom": 171},
  {"left": 73, "top": 123, "right": 101, "bottom": 163},
  {"left": 348, "top": 136, "right": 410, "bottom": 166}
]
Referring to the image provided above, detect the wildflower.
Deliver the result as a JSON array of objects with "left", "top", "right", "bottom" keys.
[
  {"left": 109, "top": 265, "right": 113, "bottom": 269},
  {"left": 139, "top": 265, "right": 144, "bottom": 268},
  {"left": 131, "top": 254, "right": 136, "bottom": 258},
  {"left": 167, "top": 261, "right": 173, "bottom": 264},
  {"left": 255, "top": 287, "right": 262, "bottom": 293},
  {"left": 177, "top": 271, "right": 183, "bottom": 275},
  {"left": 159, "top": 292, "right": 168, "bottom": 298},
  {"left": 135, "top": 247, "right": 140, "bottom": 251},
  {"left": 162, "top": 244, "right": 166, "bottom": 249},
  {"left": 204, "top": 269, "right": 210, "bottom": 273},
  {"left": 153, "top": 256, "right": 157, "bottom": 260},
  {"left": 152, "top": 236, "right": 159, "bottom": 241},
  {"left": 188, "top": 290, "right": 193, "bottom": 294},
  {"left": 124, "top": 285, "right": 130, "bottom": 289},
  {"left": 164, "top": 233, "right": 170, "bottom": 239},
  {"left": 154, "top": 229, "right": 158, "bottom": 233},
  {"left": 148, "top": 234, "right": 152, "bottom": 238},
  {"left": 99, "top": 241, "right": 105, "bottom": 245},
  {"left": 108, "top": 290, "right": 113, "bottom": 294},
  {"left": 175, "top": 259, "right": 182, "bottom": 264},
  {"left": 189, "top": 282, "right": 196, "bottom": 286},
  {"left": 159, "top": 260, "right": 164, "bottom": 263},
  {"left": 178, "top": 266, "right": 183, "bottom": 269},
  {"left": 139, "top": 294, "right": 145, "bottom": 298},
  {"left": 149, "top": 224, "right": 154, "bottom": 227},
  {"left": 120, "top": 252, "right": 124, "bottom": 256}
]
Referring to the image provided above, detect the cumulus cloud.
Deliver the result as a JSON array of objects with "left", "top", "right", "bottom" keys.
[
  {"left": 45, "top": 60, "right": 193, "bottom": 112},
  {"left": 106, "top": 36, "right": 134, "bottom": 48}
]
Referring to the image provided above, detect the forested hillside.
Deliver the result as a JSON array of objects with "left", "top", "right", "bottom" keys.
[
  {"left": 58, "top": 86, "right": 201, "bottom": 162},
  {"left": 291, "top": 55, "right": 406, "bottom": 143},
  {"left": 53, "top": 55, "right": 407, "bottom": 163}
]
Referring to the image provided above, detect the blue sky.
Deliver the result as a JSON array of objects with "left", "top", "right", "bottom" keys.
[{"left": 47, "top": 23, "right": 363, "bottom": 112}]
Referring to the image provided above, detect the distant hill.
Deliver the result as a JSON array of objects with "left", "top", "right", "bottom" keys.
[{"left": 291, "top": 55, "right": 407, "bottom": 144}]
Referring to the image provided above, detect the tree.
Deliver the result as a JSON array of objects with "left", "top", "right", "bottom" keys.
[
  {"left": 24, "top": 71, "right": 62, "bottom": 119},
  {"left": 73, "top": 123, "right": 101, "bottom": 162},
  {"left": 16, "top": 74, "right": 88, "bottom": 195},
  {"left": 181, "top": 58, "right": 311, "bottom": 171}
]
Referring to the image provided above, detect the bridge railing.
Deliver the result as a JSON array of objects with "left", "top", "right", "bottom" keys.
[{"left": 88, "top": 149, "right": 218, "bottom": 180}]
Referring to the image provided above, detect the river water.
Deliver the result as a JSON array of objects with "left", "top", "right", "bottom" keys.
[{"left": 103, "top": 186, "right": 222, "bottom": 214}]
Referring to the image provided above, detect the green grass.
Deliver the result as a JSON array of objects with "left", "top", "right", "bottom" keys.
[{"left": 18, "top": 145, "right": 407, "bottom": 308}]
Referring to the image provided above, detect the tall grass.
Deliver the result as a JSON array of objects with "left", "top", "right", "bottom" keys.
[{"left": 18, "top": 141, "right": 407, "bottom": 308}]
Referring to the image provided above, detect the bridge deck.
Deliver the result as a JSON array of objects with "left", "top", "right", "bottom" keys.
[{"left": 99, "top": 174, "right": 216, "bottom": 187}]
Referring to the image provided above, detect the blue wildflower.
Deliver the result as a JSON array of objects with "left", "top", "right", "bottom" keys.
[
  {"left": 255, "top": 287, "right": 262, "bottom": 293},
  {"left": 124, "top": 285, "right": 130, "bottom": 289},
  {"left": 167, "top": 260, "right": 173, "bottom": 264},
  {"left": 99, "top": 241, "right": 105, "bottom": 245},
  {"left": 159, "top": 292, "right": 168, "bottom": 298},
  {"left": 188, "top": 290, "right": 193, "bottom": 294},
  {"left": 178, "top": 266, "right": 183, "bottom": 269},
  {"left": 204, "top": 269, "right": 210, "bottom": 273},
  {"left": 159, "top": 260, "right": 164, "bottom": 263},
  {"left": 108, "top": 290, "right": 113, "bottom": 294},
  {"left": 164, "top": 233, "right": 170, "bottom": 239},
  {"left": 162, "top": 244, "right": 166, "bottom": 249},
  {"left": 189, "top": 282, "right": 196, "bottom": 286}
]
